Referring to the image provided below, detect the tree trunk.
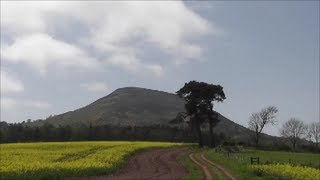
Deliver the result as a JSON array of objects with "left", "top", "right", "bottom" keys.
[
  {"left": 195, "top": 121, "right": 203, "bottom": 148},
  {"left": 209, "top": 120, "right": 215, "bottom": 148},
  {"left": 255, "top": 133, "right": 260, "bottom": 147},
  {"left": 292, "top": 139, "right": 296, "bottom": 151}
]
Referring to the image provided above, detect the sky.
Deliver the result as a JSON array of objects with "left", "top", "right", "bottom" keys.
[{"left": 1, "top": 1, "right": 319, "bottom": 136}]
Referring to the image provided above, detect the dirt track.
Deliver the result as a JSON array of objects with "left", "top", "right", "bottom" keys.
[
  {"left": 189, "top": 151, "right": 237, "bottom": 180},
  {"left": 77, "top": 148, "right": 188, "bottom": 180},
  {"left": 75, "top": 148, "right": 238, "bottom": 180}
]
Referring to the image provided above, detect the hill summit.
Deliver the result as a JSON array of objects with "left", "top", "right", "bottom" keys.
[
  {"left": 41, "top": 87, "right": 251, "bottom": 137},
  {"left": 44, "top": 87, "right": 184, "bottom": 126}
]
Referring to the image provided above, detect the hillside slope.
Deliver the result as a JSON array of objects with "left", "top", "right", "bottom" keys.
[
  {"left": 43, "top": 87, "right": 184, "bottom": 126},
  {"left": 37, "top": 87, "right": 254, "bottom": 138}
]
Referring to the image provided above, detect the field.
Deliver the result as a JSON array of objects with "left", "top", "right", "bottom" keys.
[
  {"left": 0, "top": 141, "right": 186, "bottom": 179},
  {"left": 205, "top": 148, "right": 320, "bottom": 179},
  {"left": 1, "top": 142, "right": 320, "bottom": 180},
  {"left": 236, "top": 149, "right": 320, "bottom": 168}
]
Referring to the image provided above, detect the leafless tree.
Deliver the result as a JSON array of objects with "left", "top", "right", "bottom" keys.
[
  {"left": 306, "top": 122, "right": 320, "bottom": 147},
  {"left": 248, "top": 106, "right": 278, "bottom": 146},
  {"left": 280, "top": 118, "right": 307, "bottom": 150}
]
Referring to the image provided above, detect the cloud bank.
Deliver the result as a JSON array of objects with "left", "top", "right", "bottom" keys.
[
  {"left": 80, "top": 82, "right": 110, "bottom": 93},
  {"left": 0, "top": 1, "right": 215, "bottom": 122},
  {"left": 1, "top": 1, "right": 213, "bottom": 76},
  {"left": 1, "top": 33, "right": 99, "bottom": 75},
  {"left": 1, "top": 70, "right": 24, "bottom": 94}
]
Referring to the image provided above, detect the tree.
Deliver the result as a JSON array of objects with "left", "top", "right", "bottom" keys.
[
  {"left": 207, "top": 110, "right": 219, "bottom": 147},
  {"left": 306, "top": 122, "right": 320, "bottom": 147},
  {"left": 248, "top": 106, "right": 278, "bottom": 147},
  {"left": 280, "top": 118, "right": 307, "bottom": 150},
  {"left": 177, "top": 81, "right": 226, "bottom": 148}
]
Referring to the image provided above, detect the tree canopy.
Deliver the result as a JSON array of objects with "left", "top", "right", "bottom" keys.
[{"left": 177, "top": 81, "right": 226, "bottom": 147}]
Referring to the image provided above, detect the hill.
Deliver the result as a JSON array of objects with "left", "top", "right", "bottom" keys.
[
  {"left": 28, "top": 87, "right": 278, "bottom": 144},
  {"left": 0, "top": 87, "right": 283, "bottom": 145},
  {"left": 43, "top": 87, "right": 185, "bottom": 126}
]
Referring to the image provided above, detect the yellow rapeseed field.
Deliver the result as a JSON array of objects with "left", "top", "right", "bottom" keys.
[
  {"left": 250, "top": 163, "right": 320, "bottom": 180},
  {"left": 0, "top": 141, "right": 185, "bottom": 179}
]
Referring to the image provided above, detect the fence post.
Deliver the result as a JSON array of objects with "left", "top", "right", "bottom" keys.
[{"left": 251, "top": 157, "right": 260, "bottom": 165}]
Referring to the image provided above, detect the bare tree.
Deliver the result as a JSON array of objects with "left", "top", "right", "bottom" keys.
[
  {"left": 307, "top": 122, "right": 320, "bottom": 147},
  {"left": 280, "top": 118, "right": 307, "bottom": 150},
  {"left": 248, "top": 106, "right": 278, "bottom": 147}
]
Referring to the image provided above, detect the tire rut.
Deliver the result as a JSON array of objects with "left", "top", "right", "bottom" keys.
[
  {"left": 200, "top": 152, "right": 237, "bottom": 180},
  {"left": 189, "top": 153, "right": 212, "bottom": 180},
  {"left": 189, "top": 151, "right": 237, "bottom": 180}
]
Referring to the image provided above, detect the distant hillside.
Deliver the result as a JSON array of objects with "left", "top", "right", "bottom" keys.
[
  {"left": 41, "top": 87, "right": 184, "bottom": 126},
  {"left": 31, "top": 87, "right": 277, "bottom": 143}
]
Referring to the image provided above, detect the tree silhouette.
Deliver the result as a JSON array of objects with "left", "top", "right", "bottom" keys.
[
  {"left": 248, "top": 106, "right": 278, "bottom": 147},
  {"left": 307, "top": 122, "right": 320, "bottom": 147},
  {"left": 280, "top": 118, "right": 307, "bottom": 151},
  {"left": 177, "top": 81, "right": 226, "bottom": 148}
]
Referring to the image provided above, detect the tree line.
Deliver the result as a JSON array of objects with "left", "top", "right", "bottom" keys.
[
  {"left": 0, "top": 122, "right": 194, "bottom": 143},
  {"left": 248, "top": 106, "right": 320, "bottom": 151},
  {"left": 0, "top": 120, "right": 244, "bottom": 147}
]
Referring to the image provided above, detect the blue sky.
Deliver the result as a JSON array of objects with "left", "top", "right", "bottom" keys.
[{"left": 1, "top": 1, "right": 319, "bottom": 136}]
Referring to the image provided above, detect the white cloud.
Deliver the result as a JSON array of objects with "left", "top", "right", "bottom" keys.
[
  {"left": 22, "top": 101, "right": 51, "bottom": 109},
  {"left": 1, "top": 97, "right": 17, "bottom": 109},
  {"left": 1, "top": 70, "right": 24, "bottom": 94},
  {"left": 109, "top": 54, "right": 164, "bottom": 77},
  {"left": 145, "top": 64, "right": 164, "bottom": 77},
  {"left": 1, "top": 33, "right": 99, "bottom": 75},
  {"left": 1, "top": 1, "right": 214, "bottom": 77},
  {"left": 80, "top": 82, "right": 110, "bottom": 93},
  {"left": 1, "top": 97, "right": 51, "bottom": 110},
  {"left": 1, "top": 1, "right": 52, "bottom": 34},
  {"left": 82, "top": 1, "right": 212, "bottom": 59}
]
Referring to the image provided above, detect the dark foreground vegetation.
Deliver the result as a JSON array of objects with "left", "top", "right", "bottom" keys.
[
  {"left": 1, "top": 121, "right": 319, "bottom": 153},
  {"left": 0, "top": 122, "right": 195, "bottom": 143},
  {"left": 0, "top": 121, "right": 238, "bottom": 147}
]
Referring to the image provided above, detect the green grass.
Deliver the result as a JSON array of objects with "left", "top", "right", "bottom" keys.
[
  {"left": 237, "top": 149, "right": 320, "bottom": 168},
  {"left": 204, "top": 148, "right": 320, "bottom": 180},
  {"left": 0, "top": 141, "right": 187, "bottom": 179},
  {"left": 205, "top": 150, "right": 274, "bottom": 180},
  {"left": 180, "top": 148, "right": 320, "bottom": 180},
  {"left": 178, "top": 147, "right": 203, "bottom": 180},
  {"left": 179, "top": 147, "right": 270, "bottom": 180}
]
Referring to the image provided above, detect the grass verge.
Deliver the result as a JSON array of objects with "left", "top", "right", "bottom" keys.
[
  {"left": 206, "top": 150, "right": 271, "bottom": 179},
  {"left": 178, "top": 147, "right": 203, "bottom": 180}
]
